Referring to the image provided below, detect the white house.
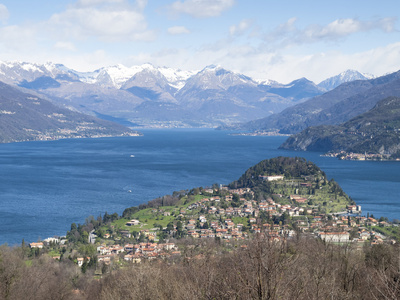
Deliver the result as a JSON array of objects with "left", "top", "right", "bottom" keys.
[
  {"left": 318, "top": 232, "right": 350, "bottom": 243},
  {"left": 260, "top": 175, "right": 284, "bottom": 181}
]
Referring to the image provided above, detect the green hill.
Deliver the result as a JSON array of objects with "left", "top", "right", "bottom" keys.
[{"left": 231, "top": 156, "right": 322, "bottom": 188}]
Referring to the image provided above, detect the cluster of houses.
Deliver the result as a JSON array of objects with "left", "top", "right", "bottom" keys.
[
  {"left": 25, "top": 172, "right": 398, "bottom": 272},
  {"left": 325, "top": 151, "right": 397, "bottom": 161},
  {"left": 92, "top": 242, "right": 179, "bottom": 265},
  {"left": 316, "top": 214, "right": 394, "bottom": 245},
  {"left": 68, "top": 209, "right": 394, "bottom": 268},
  {"left": 67, "top": 178, "right": 397, "bottom": 266},
  {"left": 187, "top": 194, "right": 313, "bottom": 223},
  {"left": 175, "top": 188, "right": 395, "bottom": 246}
]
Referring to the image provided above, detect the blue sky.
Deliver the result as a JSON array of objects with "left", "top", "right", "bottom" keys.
[{"left": 0, "top": 0, "right": 399, "bottom": 83}]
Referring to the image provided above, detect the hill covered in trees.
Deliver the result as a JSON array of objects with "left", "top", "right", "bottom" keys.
[
  {"left": 280, "top": 97, "right": 400, "bottom": 159},
  {"left": 231, "top": 156, "right": 323, "bottom": 188}
]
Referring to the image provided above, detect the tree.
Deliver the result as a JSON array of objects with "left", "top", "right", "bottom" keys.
[
  {"left": 0, "top": 247, "right": 23, "bottom": 299},
  {"left": 158, "top": 232, "right": 166, "bottom": 244},
  {"left": 81, "top": 259, "right": 88, "bottom": 274},
  {"left": 166, "top": 222, "right": 174, "bottom": 232},
  {"left": 176, "top": 221, "right": 184, "bottom": 238},
  {"left": 79, "top": 244, "right": 96, "bottom": 257},
  {"left": 138, "top": 234, "right": 145, "bottom": 243},
  {"left": 176, "top": 221, "right": 182, "bottom": 231}
]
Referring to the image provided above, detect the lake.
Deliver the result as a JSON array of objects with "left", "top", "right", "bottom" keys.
[{"left": 0, "top": 129, "right": 399, "bottom": 245}]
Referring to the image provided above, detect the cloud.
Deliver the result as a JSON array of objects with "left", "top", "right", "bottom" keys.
[
  {"left": 167, "top": 0, "right": 235, "bottom": 18},
  {"left": 229, "top": 19, "right": 253, "bottom": 36},
  {"left": 301, "top": 17, "right": 397, "bottom": 42},
  {"left": 131, "top": 36, "right": 400, "bottom": 85},
  {"left": 47, "top": 0, "right": 155, "bottom": 42},
  {"left": 168, "top": 26, "right": 190, "bottom": 35},
  {"left": 76, "top": 0, "right": 126, "bottom": 7},
  {"left": 263, "top": 17, "right": 297, "bottom": 42},
  {"left": 54, "top": 41, "right": 77, "bottom": 51},
  {"left": 0, "top": 4, "right": 9, "bottom": 24},
  {"left": 264, "top": 17, "right": 398, "bottom": 48},
  {"left": 0, "top": 25, "right": 37, "bottom": 52},
  {"left": 244, "top": 42, "right": 400, "bottom": 83}
]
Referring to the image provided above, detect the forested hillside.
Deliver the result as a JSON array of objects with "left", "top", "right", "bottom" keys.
[{"left": 280, "top": 97, "right": 400, "bottom": 158}]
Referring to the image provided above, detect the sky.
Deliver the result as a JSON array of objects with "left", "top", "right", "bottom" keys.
[{"left": 0, "top": 0, "right": 400, "bottom": 83}]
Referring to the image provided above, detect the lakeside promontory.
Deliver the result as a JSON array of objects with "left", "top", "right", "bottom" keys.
[{"left": 1, "top": 156, "right": 399, "bottom": 299}]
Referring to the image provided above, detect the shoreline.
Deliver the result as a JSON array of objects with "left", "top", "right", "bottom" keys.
[
  {"left": 230, "top": 131, "right": 291, "bottom": 137},
  {"left": 322, "top": 151, "right": 400, "bottom": 161}
]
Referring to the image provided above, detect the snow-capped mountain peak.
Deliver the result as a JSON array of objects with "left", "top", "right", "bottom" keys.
[
  {"left": 69, "top": 63, "right": 193, "bottom": 89},
  {"left": 256, "top": 78, "right": 281, "bottom": 87},
  {"left": 201, "top": 64, "right": 223, "bottom": 72},
  {"left": 180, "top": 64, "right": 257, "bottom": 91},
  {"left": 99, "top": 64, "right": 140, "bottom": 88},
  {"left": 157, "top": 66, "right": 196, "bottom": 90},
  {"left": 0, "top": 60, "right": 67, "bottom": 84},
  {"left": 318, "top": 69, "right": 376, "bottom": 91}
]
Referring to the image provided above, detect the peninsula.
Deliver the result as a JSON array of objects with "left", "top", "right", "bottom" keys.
[{"left": 1, "top": 157, "right": 399, "bottom": 299}]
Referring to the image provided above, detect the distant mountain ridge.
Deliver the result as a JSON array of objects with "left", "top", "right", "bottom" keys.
[
  {"left": 279, "top": 96, "right": 400, "bottom": 158},
  {"left": 0, "top": 61, "right": 195, "bottom": 90},
  {"left": 0, "top": 61, "right": 366, "bottom": 128},
  {"left": 236, "top": 69, "right": 400, "bottom": 134},
  {"left": 0, "top": 81, "right": 137, "bottom": 143}
]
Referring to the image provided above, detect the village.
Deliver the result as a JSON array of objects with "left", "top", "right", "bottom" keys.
[
  {"left": 28, "top": 172, "right": 399, "bottom": 270},
  {"left": 323, "top": 151, "right": 400, "bottom": 161}
]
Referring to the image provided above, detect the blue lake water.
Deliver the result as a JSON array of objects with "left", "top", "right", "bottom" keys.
[{"left": 0, "top": 129, "right": 399, "bottom": 246}]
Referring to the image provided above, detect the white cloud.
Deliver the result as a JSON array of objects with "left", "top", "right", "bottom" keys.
[
  {"left": 264, "top": 17, "right": 398, "bottom": 48},
  {"left": 134, "top": 0, "right": 148, "bottom": 11},
  {"left": 301, "top": 18, "right": 397, "bottom": 42},
  {"left": 167, "top": 0, "right": 235, "bottom": 18},
  {"left": 247, "top": 42, "right": 400, "bottom": 83},
  {"left": 264, "top": 17, "right": 297, "bottom": 42},
  {"left": 0, "top": 25, "right": 37, "bottom": 52},
  {"left": 54, "top": 41, "right": 77, "bottom": 51},
  {"left": 0, "top": 0, "right": 398, "bottom": 86},
  {"left": 168, "top": 26, "right": 190, "bottom": 35},
  {"left": 76, "top": 0, "right": 125, "bottom": 7},
  {"left": 229, "top": 19, "right": 252, "bottom": 36},
  {"left": 127, "top": 39, "right": 400, "bottom": 85},
  {"left": 47, "top": 0, "right": 155, "bottom": 42},
  {"left": 64, "top": 49, "right": 110, "bottom": 71},
  {"left": 0, "top": 4, "right": 9, "bottom": 24},
  {"left": 378, "top": 17, "right": 397, "bottom": 32}
]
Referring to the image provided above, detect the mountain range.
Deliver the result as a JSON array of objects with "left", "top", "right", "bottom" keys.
[
  {"left": 0, "top": 61, "right": 369, "bottom": 128},
  {"left": 0, "top": 81, "right": 137, "bottom": 143},
  {"left": 235, "top": 69, "right": 400, "bottom": 134},
  {"left": 279, "top": 96, "right": 400, "bottom": 158}
]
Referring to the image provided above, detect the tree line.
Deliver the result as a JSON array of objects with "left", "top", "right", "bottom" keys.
[{"left": 1, "top": 234, "right": 399, "bottom": 299}]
